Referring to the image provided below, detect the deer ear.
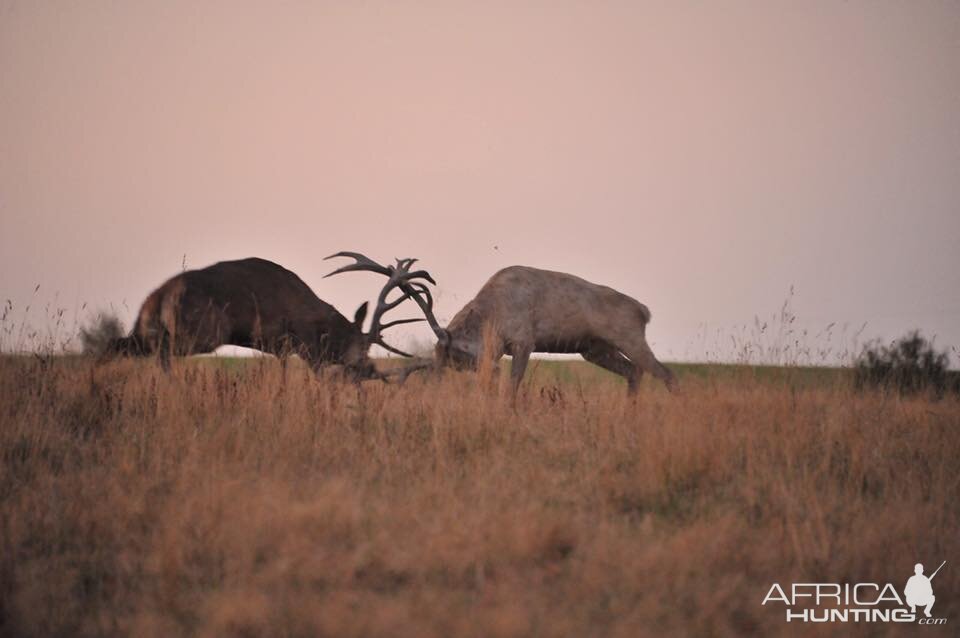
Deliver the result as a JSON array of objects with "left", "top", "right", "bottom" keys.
[{"left": 353, "top": 302, "right": 368, "bottom": 329}]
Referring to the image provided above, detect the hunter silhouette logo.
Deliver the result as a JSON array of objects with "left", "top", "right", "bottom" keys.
[
  {"left": 762, "top": 560, "right": 948, "bottom": 624},
  {"left": 905, "top": 561, "right": 944, "bottom": 618}
]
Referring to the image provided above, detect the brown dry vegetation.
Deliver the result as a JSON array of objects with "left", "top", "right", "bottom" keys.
[{"left": 0, "top": 356, "right": 958, "bottom": 637}]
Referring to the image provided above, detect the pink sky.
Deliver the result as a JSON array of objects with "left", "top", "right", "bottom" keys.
[{"left": 2, "top": 2, "right": 958, "bottom": 363}]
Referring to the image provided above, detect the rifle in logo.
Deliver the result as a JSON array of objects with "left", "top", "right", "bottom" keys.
[{"left": 931, "top": 561, "right": 946, "bottom": 579}]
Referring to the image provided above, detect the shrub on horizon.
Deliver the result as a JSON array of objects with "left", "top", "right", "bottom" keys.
[{"left": 854, "top": 330, "right": 952, "bottom": 398}]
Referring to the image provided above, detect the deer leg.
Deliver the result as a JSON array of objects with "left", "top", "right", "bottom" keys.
[
  {"left": 581, "top": 342, "right": 640, "bottom": 394},
  {"left": 158, "top": 330, "right": 172, "bottom": 372},
  {"left": 508, "top": 342, "right": 533, "bottom": 395},
  {"left": 620, "top": 339, "right": 676, "bottom": 392}
]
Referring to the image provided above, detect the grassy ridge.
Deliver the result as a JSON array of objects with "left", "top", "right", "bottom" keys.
[
  {"left": 195, "top": 355, "right": 853, "bottom": 389},
  {"left": 1, "top": 356, "right": 957, "bottom": 636}
]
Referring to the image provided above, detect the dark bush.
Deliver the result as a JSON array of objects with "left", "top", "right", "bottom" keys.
[
  {"left": 79, "top": 313, "right": 124, "bottom": 356},
  {"left": 854, "top": 331, "right": 952, "bottom": 398}
]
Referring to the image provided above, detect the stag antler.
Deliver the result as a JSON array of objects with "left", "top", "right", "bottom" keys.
[{"left": 325, "top": 252, "right": 448, "bottom": 357}]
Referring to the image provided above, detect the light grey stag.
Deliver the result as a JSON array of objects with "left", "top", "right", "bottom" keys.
[{"left": 326, "top": 254, "right": 677, "bottom": 395}]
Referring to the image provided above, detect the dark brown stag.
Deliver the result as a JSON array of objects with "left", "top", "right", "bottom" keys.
[
  {"left": 327, "top": 254, "right": 676, "bottom": 395},
  {"left": 88, "top": 256, "right": 428, "bottom": 379}
]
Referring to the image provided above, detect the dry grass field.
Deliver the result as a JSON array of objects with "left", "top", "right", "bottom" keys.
[{"left": 0, "top": 355, "right": 958, "bottom": 637}]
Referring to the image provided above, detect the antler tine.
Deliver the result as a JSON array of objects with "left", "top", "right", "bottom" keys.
[
  {"left": 395, "top": 279, "right": 445, "bottom": 343},
  {"left": 405, "top": 270, "right": 437, "bottom": 285},
  {"left": 390, "top": 258, "right": 438, "bottom": 286},
  {"left": 380, "top": 317, "right": 425, "bottom": 330},
  {"left": 405, "top": 282, "right": 434, "bottom": 311},
  {"left": 323, "top": 251, "right": 392, "bottom": 278},
  {"left": 378, "top": 287, "right": 423, "bottom": 315},
  {"left": 371, "top": 337, "right": 415, "bottom": 358},
  {"left": 386, "top": 259, "right": 440, "bottom": 318},
  {"left": 383, "top": 264, "right": 445, "bottom": 342}
]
